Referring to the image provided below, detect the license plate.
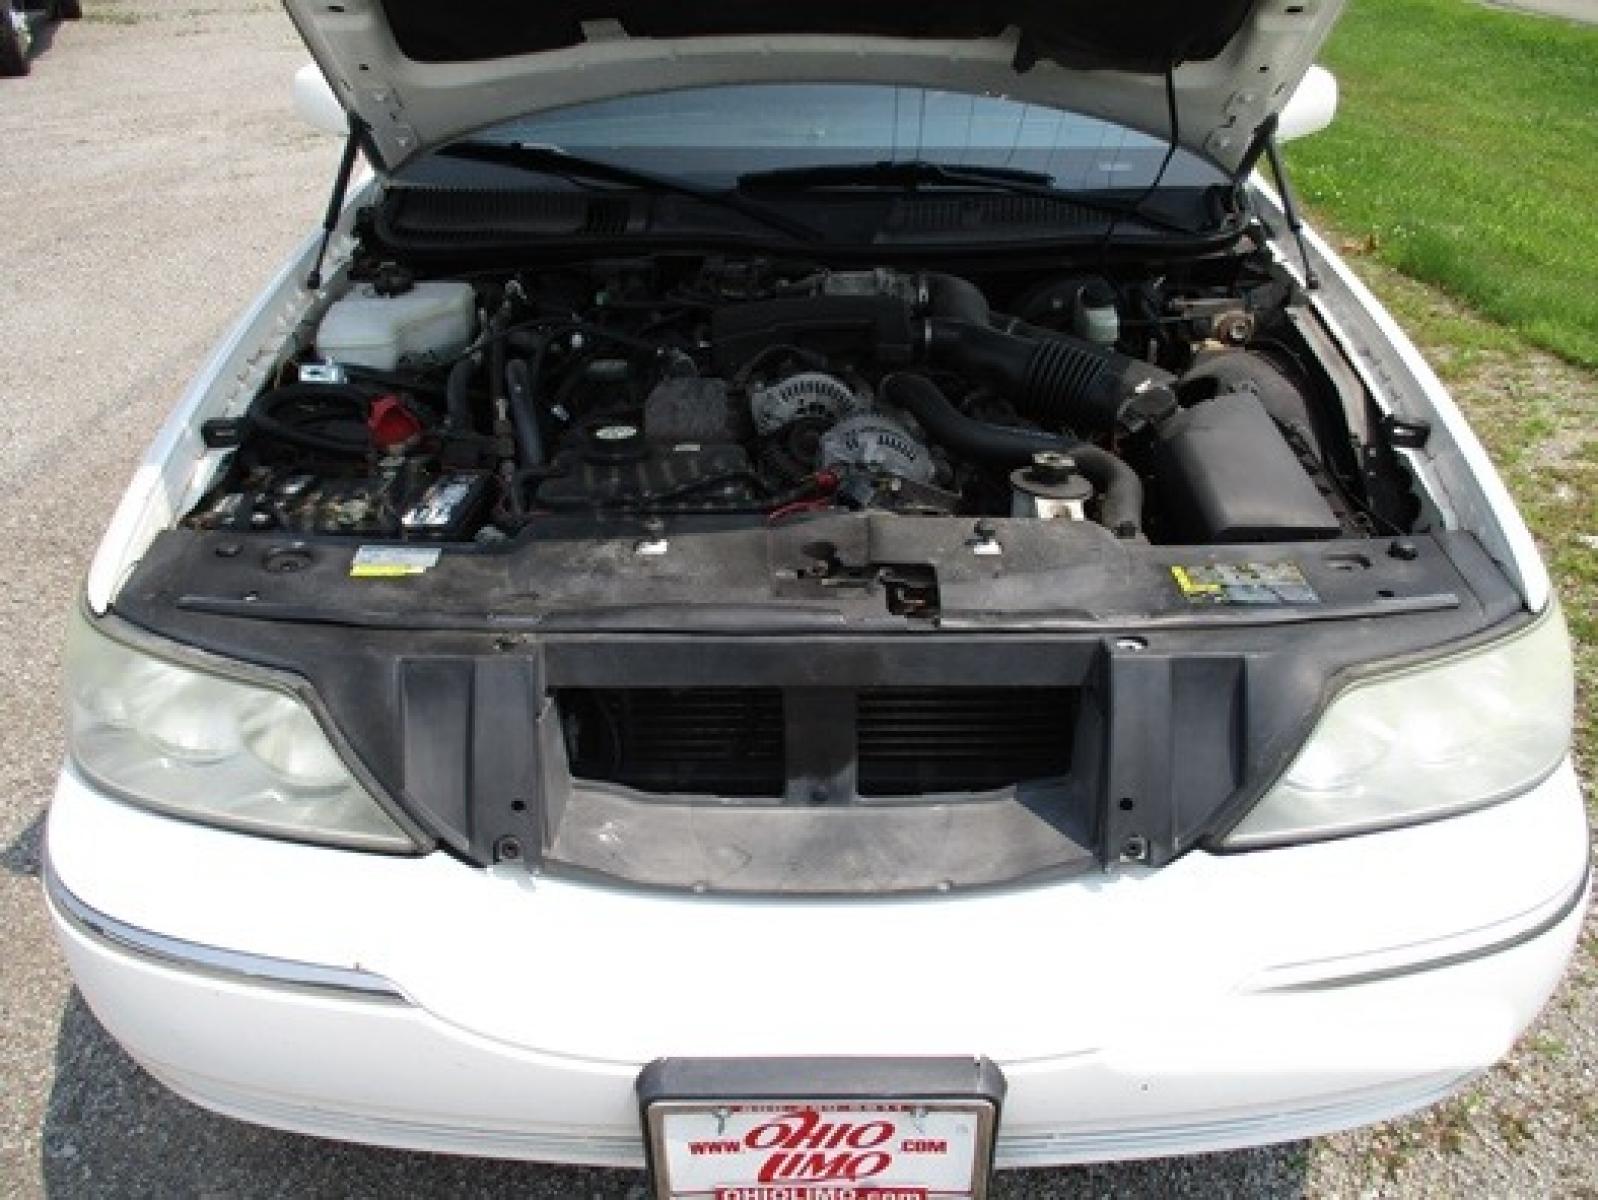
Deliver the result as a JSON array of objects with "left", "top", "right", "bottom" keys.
[{"left": 639, "top": 1059, "right": 1004, "bottom": 1200}]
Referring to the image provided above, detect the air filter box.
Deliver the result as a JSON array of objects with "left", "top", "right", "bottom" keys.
[{"left": 1155, "top": 390, "right": 1340, "bottom": 542}]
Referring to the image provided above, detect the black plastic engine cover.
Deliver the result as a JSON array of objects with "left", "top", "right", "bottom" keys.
[
  {"left": 535, "top": 441, "right": 753, "bottom": 510},
  {"left": 711, "top": 295, "right": 917, "bottom": 374},
  {"left": 1155, "top": 391, "right": 1341, "bottom": 543}
]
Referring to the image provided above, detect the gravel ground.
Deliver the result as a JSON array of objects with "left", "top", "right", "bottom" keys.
[{"left": 1, "top": 3, "right": 1592, "bottom": 1197}]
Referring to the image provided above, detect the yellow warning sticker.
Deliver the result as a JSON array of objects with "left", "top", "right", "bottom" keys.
[
  {"left": 1172, "top": 562, "right": 1319, "bottom": 606},
  {"left": 350, "top": 546, "right": 441, "bottom": 578},
  {"left": 1170, "top": 565, "right": 1223, "bottom": 597}
]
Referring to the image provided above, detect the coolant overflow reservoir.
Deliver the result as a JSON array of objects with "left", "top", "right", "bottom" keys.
[{"left": 315, "top": 281, "right": 476, "bottom": 371}]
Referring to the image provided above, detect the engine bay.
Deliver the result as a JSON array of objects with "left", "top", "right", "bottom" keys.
[
  {"left": 187, "top": 248, "right": 1417, "bottom": 548},
  {"left": 128, "top": 218, "right": 1526, "bottom": 876}
]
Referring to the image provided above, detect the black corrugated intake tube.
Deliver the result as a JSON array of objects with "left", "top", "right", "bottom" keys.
[
  {"left": 923, "top": 319, "right": 1169, "bottom": 432},
  {"left": 920, "top": 272, "right": 1172, "bottom": 433},
  {"left": 881, "top": 372, "right": 1144, "bottom": 539}
]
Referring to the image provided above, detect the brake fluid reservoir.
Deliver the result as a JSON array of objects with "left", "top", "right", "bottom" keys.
[
  {"left": 315, "top": 281, "right": 476, "bottom": 371},
  {"left": 1071, "top": 279, "right": 1120, "bottom": 348}
]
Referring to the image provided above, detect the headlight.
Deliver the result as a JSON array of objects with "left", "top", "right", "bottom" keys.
[
  {"left": 1224, "top": 606, "right": 1573, "bottom": 849},
  {"left": 65, "top": 606, "right": 417, "bottom": 852}
]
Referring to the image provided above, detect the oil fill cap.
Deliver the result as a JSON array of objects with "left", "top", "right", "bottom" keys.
[{"left": 583, "top": 422, "right": 648, "bottom": 464}]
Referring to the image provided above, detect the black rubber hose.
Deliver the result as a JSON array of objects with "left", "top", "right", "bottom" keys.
[
  {"left": 247, "top": 384, "right": 371, "bottom": 456},
  {"left": 1068, "top": 445, "right": 1145, "bottom": 541},
  {"left": 445, "top": 357, "right": 476, "bottom": 432},
  {"left": 882, "top": 373, "right": 1144, "bottom": 539},
  {"left": 884, "top": 371, "right": 1074, "bottom": 464},
  {"left": 504, "top": 357, "right": 546, "bottom": 467},
  {"left": 489, "top": 315, "right": 508, "bottom": 426},
  {"left": 506, "top": 328, "right": 551, "bottom": 357}
]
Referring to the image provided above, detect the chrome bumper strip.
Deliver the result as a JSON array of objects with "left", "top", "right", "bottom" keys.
[
  {"left": 43, "top": 854, "right": 407, "bottom": 1003},
  {"left": 1262, "top": 861, "right": 1591, "bottom": 993}
]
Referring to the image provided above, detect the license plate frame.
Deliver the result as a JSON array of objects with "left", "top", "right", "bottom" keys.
[{"left": 638, "top": 1058, "right": 1005, "bottom": 1200}]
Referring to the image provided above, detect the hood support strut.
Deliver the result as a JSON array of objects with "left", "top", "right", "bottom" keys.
[
  {"left": 1262, "top": 121, "right": 1321, "bottom": 292},
  {"left": 306, "top": 117, "right": 366, "bottom": 292},
  {"left": 1233, "top": 114, "right": 1320, "bottom": 292}
]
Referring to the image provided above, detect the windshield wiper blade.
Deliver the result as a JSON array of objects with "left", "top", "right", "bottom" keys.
[
  {"left": 739, "top": 159, "right": 1056, "bottom": 191},
  {"left": 737, "top": 159, "right": 1198, "bottom": 235},
  {"left": 436, "top": 141, "right": 822, "bottom": 242}
]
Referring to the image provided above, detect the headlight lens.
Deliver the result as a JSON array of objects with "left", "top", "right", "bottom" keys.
[
  {"left": 66, "top": 608, "right": 416, "bottom": 851},
  {"left": 1224, "top": 606, "right": 1573, "bottom": 849}
]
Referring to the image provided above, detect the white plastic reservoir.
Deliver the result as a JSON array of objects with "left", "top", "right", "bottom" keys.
[{"left": 315, "top": 281, "right": 476, "bottom": 371}]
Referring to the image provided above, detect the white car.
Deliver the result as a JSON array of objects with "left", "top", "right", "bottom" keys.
[{"left": 46, "top": 1, "right": 1587, "bottom": 1195}]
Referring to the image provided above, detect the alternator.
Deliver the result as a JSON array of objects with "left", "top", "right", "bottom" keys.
[
  {"left": 818, "top": 413, "right": 936, "bottom": 483},
  {"left": 748, "top": 371, "right": 863, "bottom": 435}
]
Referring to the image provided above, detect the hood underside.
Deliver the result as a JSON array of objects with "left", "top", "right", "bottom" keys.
[{"left": 284, "top": 0, "right": 1344, "bottom": 174}]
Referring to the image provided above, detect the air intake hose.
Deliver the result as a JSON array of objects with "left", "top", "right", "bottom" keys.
[
  {"left": 923, "top": 272, "right": 991, "bottom": 326},
  {"left": 882, "top": 373, "right": 1144, "bottom": 538},
  {"left": 704, "top": 280, "right": 1174, "bottom": 432},
  {"left": 923, "top": 320, "right": 1174, "bottom": 431}
]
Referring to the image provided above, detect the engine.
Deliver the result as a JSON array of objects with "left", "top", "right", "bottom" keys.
[{"left": 188, "top": 258, "right": 1377, "bottom": 546}]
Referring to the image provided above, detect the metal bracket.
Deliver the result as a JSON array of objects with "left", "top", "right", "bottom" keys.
[{"left": 1381, "top": 414, "right": 1433, "bottom": 450}]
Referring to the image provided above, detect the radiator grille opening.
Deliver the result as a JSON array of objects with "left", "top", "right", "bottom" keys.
[
  {"left": 560, "top": 686, "right": 1076, "bottom": 799},
  {"left": 856, "top": 687, "right": 1075, "bottom": 795},
  {"left": 561, "top": 687, "right": 786, "bottom": 797}
]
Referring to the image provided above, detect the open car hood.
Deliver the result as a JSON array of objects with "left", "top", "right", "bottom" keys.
[{"left": 284, "top": 0, "right": 1345, "bottom": 175}]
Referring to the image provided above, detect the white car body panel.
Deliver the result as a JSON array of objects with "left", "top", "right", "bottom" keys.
[{"left": 47, "top": 760, "right": 1589, "bottom": 1166}]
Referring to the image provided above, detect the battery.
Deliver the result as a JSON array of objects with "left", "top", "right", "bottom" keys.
[{"left": 399, "top": 471, "right": 494, "bottom": 540}]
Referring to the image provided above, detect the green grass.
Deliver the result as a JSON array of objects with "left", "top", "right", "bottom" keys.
[{"left": 1287, "top": 0, "right": 1598, "bottom": 368}]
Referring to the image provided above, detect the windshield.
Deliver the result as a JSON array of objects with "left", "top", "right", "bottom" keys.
[{"left": 410, "top": 83, "right": 1225, "bottom": 192}]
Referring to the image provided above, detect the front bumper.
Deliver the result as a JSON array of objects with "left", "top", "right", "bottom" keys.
[{"left": 45, "top": 761, "right": 1589, "bottom": 1168}]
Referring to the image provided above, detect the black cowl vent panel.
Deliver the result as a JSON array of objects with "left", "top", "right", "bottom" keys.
[{"left": 378, "top": 188, "right": 631, "bottom": 243}]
